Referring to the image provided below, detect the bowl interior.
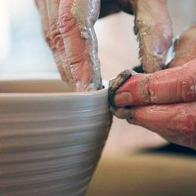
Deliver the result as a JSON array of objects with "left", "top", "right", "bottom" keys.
[{"left": 0, "top": 80, "right": 72, "bottom": 93}]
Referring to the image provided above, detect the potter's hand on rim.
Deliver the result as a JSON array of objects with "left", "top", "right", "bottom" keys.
[
  {"left": 100, "top": 0, "right": 173, "bottom": 73},
  {"left": 109, "top": 26, "right": 196, "bottom": 149},
  {"left": 35, "top": 0, "right": 173, "bottom": 92},
  {"left": 35, "top": 0, "right": 102, "bottom": 92}
]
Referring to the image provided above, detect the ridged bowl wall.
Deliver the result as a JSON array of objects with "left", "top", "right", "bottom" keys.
[{"left": 0, "top": 80, "right": 112, "bottom": 196}]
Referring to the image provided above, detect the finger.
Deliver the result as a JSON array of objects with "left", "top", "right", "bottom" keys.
[
  {"left": 36, "top": 0, "right": 71, "bottom": 86},
  {"left": 127, "top": 102, "right": 196, "bottom": 148},
  {"left": 114, "top": 58, "right": 196, "bottom": 107},
  {"left": 45, "top": 0, "right": 73, "bottom": 86},
  {"left": 87, "top": 0, "right": 103, "bottom": 89},
  {"left": 35, "top": 0, "right": 50, "bottom": 37},
  {"left": 133, "top": 0, "right": 173, "bottom": 73},
  {"left": 169, "top": 25, "right": 196, "bottom": 68},
  {"left": 58, "top": 0, "right": 102, "bottom": 91},
  {"left": 111, "top": 107, "right": 134, "bottom": 119},
  {"left": 46, "top": 0, "right": 60, "bottom": 26}
]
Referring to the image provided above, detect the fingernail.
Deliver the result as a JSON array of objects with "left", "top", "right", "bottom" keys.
[
  {"left": 115, "top": 92, "right": 133, "bottom": 107},
  {"left": 114, "top": 108, "right": 134, "bottom": 119}
]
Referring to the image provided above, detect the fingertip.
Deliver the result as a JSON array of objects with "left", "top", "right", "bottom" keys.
[
  {"left": 113, "top": 107, "right": 134, "bottom": 120},
  {"left": 108, "top": 70, "right": 133, "bottom": 109}
]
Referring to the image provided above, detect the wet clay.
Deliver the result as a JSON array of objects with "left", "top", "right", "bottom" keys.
[{"left": 59, "top": 0, "right": 101, "bottom": 91}]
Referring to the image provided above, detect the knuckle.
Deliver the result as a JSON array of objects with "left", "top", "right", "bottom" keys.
[
  {"left": 181, "top": 113, "right": 196, "bottom": 147},
  {"left": 44, "top": 30, "right": 52, "bottom": 45},
  {"left": 144, "top": 75, "right": 157, "bottom": 104},
  {"left": 44, "top": 25, "right": 64, "bottom": 52},
  {"left": 44, "top": 29, "right": 58, "bottom": 51},
  {"left": 181, "top": 113, "right": 196, "bottom": 134},
  {"left": 58, "top": 13, "right": 77, "bottom": 34},
  {"left": 180, "top": 76, "right": 196, "bottom": 102},
  {"left": 52, "top": 29, "right": 65, "bottom": 52},
  {"left": 68, "top": 52, "right": 84, "bottom": 66}
]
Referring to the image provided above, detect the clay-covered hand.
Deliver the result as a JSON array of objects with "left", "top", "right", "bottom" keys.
[
  {"left": 100, "top": 0, "right": 173, "bottom": 73},
  {"left": 35, "top": 0, "right": 172, "bottom": 91},
  {"left": 110, "top": 26, "right": 196, "bottom": 149},
  {"left": 35, "top": 0, "right": 101, "bottom": 92}
]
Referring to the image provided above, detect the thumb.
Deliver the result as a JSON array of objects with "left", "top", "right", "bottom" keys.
[{"left": 133, "top": 0, "right": 173, "bottom": 73}]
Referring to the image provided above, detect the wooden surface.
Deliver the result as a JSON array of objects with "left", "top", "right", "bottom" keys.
[{"left": 87, "top": 152, "right": 196, "bottom": 196}]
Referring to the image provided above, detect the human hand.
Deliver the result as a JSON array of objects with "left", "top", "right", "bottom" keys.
[
  {"left": 100, "top": 0, "right": 173, "bottom": 73},
  {"left": 35, "top": 0, "right": 172, "bottom": 91},
  {"left": 109, "top": 26, "right": 196, "bottom": 149},
  {"left": 35, "top": 0, "right": 102, "bottom": 91}
]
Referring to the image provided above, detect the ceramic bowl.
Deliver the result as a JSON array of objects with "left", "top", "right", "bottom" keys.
[{"left": 0, "top": 80, "right": 112, "bottom": 196}]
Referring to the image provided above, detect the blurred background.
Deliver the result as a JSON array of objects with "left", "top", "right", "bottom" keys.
[{"left": 1, "top": 0, "right": 196, "bottom": 154}]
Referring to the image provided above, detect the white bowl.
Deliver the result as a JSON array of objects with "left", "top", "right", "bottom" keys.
[{"left": 0, "top": 80, "right": 112, "bottom": 196}]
